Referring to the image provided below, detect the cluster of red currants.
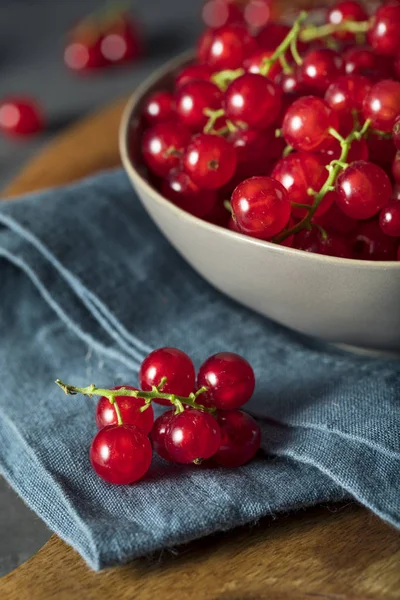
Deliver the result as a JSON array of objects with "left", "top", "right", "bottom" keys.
[
  {"left": 64, "top": 11, "right": 142, "bottom": 74},
  {"left": 0, "top": 9, "right": 142, "bottom": 138},
  {"left": 202, "top": 0, "right": 272, "bottom": 31},
  {"left": 56, "top": 347, "right": 261, "bottom": 485},
  {"left": 138, "top": 1, "right": 400, "bottom": 261}
]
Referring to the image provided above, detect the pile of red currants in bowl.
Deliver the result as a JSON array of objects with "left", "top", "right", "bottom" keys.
[
  {"left": 138, "top": 1, "right": 400, "bottom": 261},
  {"left": 56, "top": 347, "right": 261, "bottom": 485}
]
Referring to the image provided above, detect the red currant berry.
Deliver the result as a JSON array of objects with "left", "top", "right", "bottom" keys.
[
  {"left": 244, "top": 49, "right": 282, "bottom": 80},
  {"left": 336, "top": 111, "right": 356, "bottom": 138},
  {"left": 228, "top": 216, "right": 241, "bottom": 232},
  {"left": 244, "top": 0, "right": 271, "bottom": 30},
  {"left": 257, "top": 22, "right": 290, "bottom": 50},
  {"left": 231, "top": 176, "right": 291, "bottom": 239},
  {"left": 0, "top": 97, "right": 44, "bottom": 137},
  {"left": 325, "top": 75, "right": 371, "bottom": 117},
  {"left": 143, "top": 91, "right": 175, "bottom": 126},
  {"left": 392, "top": 152, "right": 400, "bottom": 183},
  {"left": 368, "top": 2, "right": 400, "bottom": 56},
  {"left": 64, "top": 38, "right": 106, "bottom": 72},
  {"left": 379, "top": 203, "right": 400, "bottom": 236},
  {"left": 175, "top": 65, "right": 214, "bottom": 90},
  {"left": 90, "top": 424, "right": 152, "bottom": 484},
  {"left": 327, "top": 1, "right": 368, "bottom": 41},
  {"left": 141, "top": 122, "right": 191, "bottom": 177},
  {"left": 197, "top": 352, "right": 255, "bottom": 410},
  {"left": 214, "top": 410, "right": 261, "bottom": 467},
  {"left": 293, "top": 228, "right": 320, "bottom": 253},
  {"left": 100, "top": 17, "right": 142, "bottom": 65},
  {"left": 197, "top": 24, "right": 257, "bottom": 71},
  {"left": 182, "top": 134, "right": 237, "bottom": 190},
  {"left": 282, "top": 96, "right": 339, "bottom": 152},
  {"left": 229, "top": 128, "right": 266, "bottom": 165},
  {"left": 274, "top": 217, "right": 295, "bottom": 248},
  {"left": 175, "top": 80, "right": 222, "bottom": 131},
  {"left": 317, "top": 231, "right": 352, "bottom": 258},
  {"left": 344, "top": 45, "right": 393, "bottom": 80},
  {"left": 223, "top": 73, "right": 281, "bottom": 130},
  {"left": 394, "top": 53, "right": 400, "bottom": 81},
  {"left": 96, "top": 386, "right": 154, "bottom": 434},
  {"left": 314, "top": 198, "right": 358, "bottom": 234},
  {"left": 367, "top": 131, "right": 396, "bottom": 165},
  {"left": 392, "top": 185, "right": 400, "bottom": 201},
  {"left": 165, "top": 409, "right": 221, "bottom": 464},
  {"left": 204, "top": 200, "right": 231, "bottom": 228},
  {"left": 151, "top": 410, "right": 175, "bottom": 461},
  {"left": 351, "top": 219, "right": 398, "bottom": 260},
  {"left": 202, "top": 0, "right": 244, "bottom": 28},
  {"left": 294, "top": 228, "right": 352, "bottom": 258},
  {"left": 336, "top": 161, "right": 392, "bottom": 219},
  {"left": 362, "top": 80, "right": 400, "bottom": 133},
  {"left": 278, "top": 70, "right": 305, "bottom": 97},
  {"left": 393, "top": 115, "right": 400, "bottom": 150},
  {"left": 139, "top": 347, "right": 196, "bottom": 406},
  {"left": 229, "top": 127, "right": 284, "bottom": 172},
  {"left": 162, "top": 168, "right": 217, "bottom": 217},
  {"left": 272, "top": 152, "right": 329, "bottom": 219},
  {"left": 300, "top": 49, "right": 344, "bottom": 95}
]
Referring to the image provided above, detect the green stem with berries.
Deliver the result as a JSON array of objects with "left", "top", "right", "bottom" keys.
[
  {"left": 300, "top": 19, "right": 370, "bottom": 43},
  {"left": 274, "top": 119, "right": 371, "bottom": 244},
  {"left": 260, "top": 11, "right": 308, "bottom": 76},
  {"left": 203, "top": 12, "right": 373, "bottom": 138},
  {"left": 55, "top": 379, "right": 213, "bottom": 418}
]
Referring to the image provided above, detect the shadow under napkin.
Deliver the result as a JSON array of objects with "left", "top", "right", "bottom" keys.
[{"left": 0, "top": 170, "right": 399, "bottom": 570}]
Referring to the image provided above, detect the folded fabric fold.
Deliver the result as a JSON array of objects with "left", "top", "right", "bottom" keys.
[{"left": 0, "top": 169, "right": 399, "bottom": 569}]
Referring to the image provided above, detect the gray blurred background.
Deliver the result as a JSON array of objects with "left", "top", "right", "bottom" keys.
[{"left": 0, "top": 0, "right": 202, "bottom": 576}]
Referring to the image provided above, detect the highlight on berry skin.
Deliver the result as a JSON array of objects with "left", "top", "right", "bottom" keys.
[
  {"left": 56, "top": 347, "right": 261, "bottom": 485},
  {"left": 134, "top": 1, "right": 400, "bottom": 262}
]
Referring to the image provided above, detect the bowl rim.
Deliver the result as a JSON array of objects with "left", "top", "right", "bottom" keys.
[{"left": 119, "top": 50, "right": 400, "bottom": 270}]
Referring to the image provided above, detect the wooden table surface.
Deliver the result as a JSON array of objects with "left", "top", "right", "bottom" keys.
[{"left": 1, "top": 99, "right": 400, "bottom": 600}]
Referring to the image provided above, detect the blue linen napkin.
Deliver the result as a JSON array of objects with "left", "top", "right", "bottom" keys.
[{"left": 0, "top": 169, "right": 399, "bottom": 570}]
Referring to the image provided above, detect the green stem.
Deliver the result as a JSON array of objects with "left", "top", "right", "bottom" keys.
[
  {"left": 290, "top": 38, "right": 303, "bottom": 67},
  {"left": 314, "top": 224, "right": 328, "bottom": 240},
  {"left": 279, "top": 53, "right": 293, "bottom": 74},
  {"left": 113, "top": 401, "right": 124, "bottom": 425},
  {"left": 328, "top": 127, "right": 346, "bottom": 145},
  {"left": 368, "top": 129, "right": 393, "bottom": 140},
  {"left": 226, "top": 119, "right": 237, "bottom": 133},
  {"left": 223, "top": 200, "right": 233, "bottom": 214},
  {"left": 300, "top": 19, "right": 370, "bottom": 43},
  {"left": 55, "top": 379, "right": 214, "bottom": 415},
  {"left": 274, "top": 119, "right": 371, "bottom": 244},
  {"left": 260, "top": 11, "right": 308, "bottom": 76},
  {"left": 204, "top": 108, "right": 225, "bottom": 134},
  {"left": 291, "top": 202, "right": 312, "bottom": 210},
  {"left": 211, "top": 68, "right": 244, "bottom": 92},
  {"left": 194, "top": 386, "right": 208, "bottom": 398},
  {"left": 283, "top": 145, "right": 293, "bottom": 157}
]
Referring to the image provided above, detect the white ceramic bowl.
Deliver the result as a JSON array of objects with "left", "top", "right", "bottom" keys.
[{"left": 120, "top": 52, "right": 400, "bottom": 353}]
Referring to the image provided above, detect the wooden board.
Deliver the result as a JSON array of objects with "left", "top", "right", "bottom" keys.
[{"left": 1, "top": 99, "right": 400, "bottom": 600}]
